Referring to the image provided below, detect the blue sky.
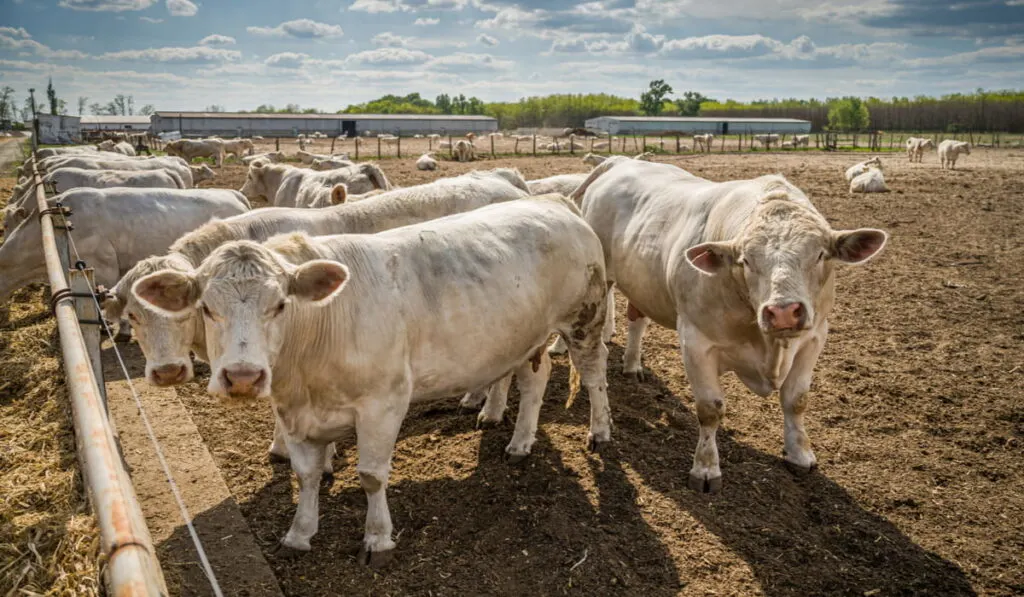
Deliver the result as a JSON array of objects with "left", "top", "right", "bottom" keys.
[{"left": 1, "top": 0, "right": 1023, "bottom": 113}]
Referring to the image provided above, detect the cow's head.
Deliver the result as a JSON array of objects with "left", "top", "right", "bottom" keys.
[
  {"left": 239, "top": 160, "right": 271, "bottom": 200},
  {"left": 114, "top": 254, "right": 203, "bottom": 386},
  {"left": 191, "top": 164, "right": 216, "bottom": 184},
  {"left": 132, "top": 238, "right": 348, "bottom": 402},
  {"left": 686, "top": 190, "right": 887, "bottom": 337}
]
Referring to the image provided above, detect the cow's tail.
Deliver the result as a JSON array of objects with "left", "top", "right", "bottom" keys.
[
  {"left": 566, "top": 356, "right": 581, "bottom": 410},
  {"left": 359, "top": 163, "right": 392, "bottom": 190}
]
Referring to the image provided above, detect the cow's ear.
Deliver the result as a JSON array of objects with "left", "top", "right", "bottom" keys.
[
  {"left": 132, "top": 270, "right": 200, "bottom": 315},
  {"left": 101, "top": 291, "right": 125, "bottom": 320},
  {"left": 685, "top": 241, "right": 736, "bottom": 276},
  {"left": 289, "top": 260, "right": 349, "bottom": 306},
  {"left": 330, "top": 184, "right": 347, "bottom": 205},
  {"left": 833, "top": 229, "right": 887, "bottom": 264}
]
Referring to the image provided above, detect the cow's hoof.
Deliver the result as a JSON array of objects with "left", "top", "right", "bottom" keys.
[
  {"left": 357, "top": 545, "right": 394, "bottom": 568},
  {"left": 624, "top": 369, "right": 645, "bottom": 383},
  {"left": 267, "top": 451, "right": 289, "bottom": 464},
  {"left": 784, "top": 460, "right": 818, "bottom": 477},
  {"left": 587, "top": 433, "right": 611, "bottom": 454},
  {"left": 321, "top": 472, "right": 335, "bottom": 486},
  {"left": 688, "top": 473, "right": 722, "bottom": 494},
  {"left": 476, "top": 412, "right": 505, "bottom": 429}
]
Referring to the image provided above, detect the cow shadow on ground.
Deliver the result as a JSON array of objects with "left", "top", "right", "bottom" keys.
[{"left": 158, "top": 343, "right": 975, "bottom": 597}]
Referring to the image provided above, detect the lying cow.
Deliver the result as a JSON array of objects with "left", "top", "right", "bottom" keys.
[
  {"left": 0, "top": 187, "right": 251, "bottom": 320},
  {"left": 566, "top": 157, "right": 887, "bottom": 492},
  {"left": 190, "top": 164, "right": 217, "bottom": 185},
  {"left": 105, "top": 168, "right": 530, "bottom": 462},
  {"left": 526, "top": 174, "right": 588, "bottom": 197},
  {"left": 845, "top": 157, "right": 882, "bottom": 182},
  {"left": 242, "top": 151, "right": 286, "bottom": 165},
  {"left": 239, "top": 161, "right": 391, "bottom": 208},
  {"left": 222, "top": 138, "right": 255, "bottom": 161},
  {"left": 130, "top": 195, "right": 612, "bottom": 561},
  {"left": 311, "top": 157, "right": 355, "bottom": 171}
]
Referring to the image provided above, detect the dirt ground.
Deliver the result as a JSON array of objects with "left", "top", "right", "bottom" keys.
[{"left": 3, "top": 147, "right": 1023, "bottom": 595}]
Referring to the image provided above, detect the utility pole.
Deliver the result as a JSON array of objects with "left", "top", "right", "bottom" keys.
[{"left": 29, "top": 87, "right": 38, "bottom": 146}]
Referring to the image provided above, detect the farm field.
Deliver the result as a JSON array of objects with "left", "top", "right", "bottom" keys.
[{"left": 3, "top": 148, "right": 1023, "bottom": 596}]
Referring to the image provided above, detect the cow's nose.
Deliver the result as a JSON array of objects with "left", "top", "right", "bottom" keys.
[
  {"left": 222, "top": 366, "right": 266, "bottom": 395},
  {"left": 151, "top": 363, "right": 187, "bottom": 386},
  {"left": 764, "top": 302, "right": 806, "bottom": 330}
]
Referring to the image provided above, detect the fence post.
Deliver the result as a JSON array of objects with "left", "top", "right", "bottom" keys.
[
  {"left": 330, "top": 136, "right": 336, "bottom": 154},
  {"left": 397, "top": 136, "right": 401, "bottom": 159},
  {"left": 71, "top": 267, "right": 106, "bottom": 404},
  {"left": 377, "top": 137, "right": 381, "bottom": 160},
  {"left": 533, "top": 134, "right": 536, "bottom": 157},
  {"left": 491, "top": 134, "right": 495, "bottom": 157},
  {"left": 275, "top": 137, "right": 280, "bottom": 151},
  {"left": 450, "top": 135, "right": 454, "bottom": 159},
  {"left": 355, "top": 138, "right": 359, "bottom": 160}
]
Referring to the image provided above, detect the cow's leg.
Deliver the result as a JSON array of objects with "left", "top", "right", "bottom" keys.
[
  {"left": 622, "top": 302, "right": 649, "bottom": 382},
  {"left": 547, "top": 334, "right": 569, "bottom": 355},
  {"left": 504, "top": 349, "right": 552, "bottom": 463},
  {"left": 280, "top": 439, "right": 328, "bottom": 551},
  {"left": 269, "top": 413, "right": 289, "bottom": 461},
  {"left": 680, "top": 327, "right": 725, "bottom": 493},
  {"left": 565, "top": 314, "right": 613, "bottom": 452},
  {"left": 355, "top": 399, "right": 407, "bottom": 567},
  {"left": 477, "top": 374, "right": 513, "bottom": 427},
  {"left": 602, "top": 287, "right": 616, "bottom": 342},
  {"left": 458, "top": 390, "right": 487, "bottom": 410},
  {"left": 779, "top": 332, "right": 826, "bottom": 474}
]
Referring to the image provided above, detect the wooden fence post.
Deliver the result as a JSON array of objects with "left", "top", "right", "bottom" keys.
[
  {"left": 275, "top": 137, "right": 280, "bottom": 151},
  {"left": 533, "top": 134, "right": 536, "bottom": 157},
  {"left": 377, "top": 137, "right": 381, "bottom": 159},
  {"left": 396, "top": 136, "right": 401, "bottom": 159},
  {"left": 491, "top": 134, "right": 495, "bottom": 157},
  {"left": 354, "top": 138, "right": 359, "bottom": 160},
  {"left": 449, "top": 135, "right": 454, "bottom": 159},
  {"left": 331, "top": 136, "right": 336, "bottom": 154}
]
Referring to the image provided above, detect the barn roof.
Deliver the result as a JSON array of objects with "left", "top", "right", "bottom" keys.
[
  {"left": 154, "top": 112, "right": 496, "bottom": 121},
  {"left": 80, "top": 115, "right": 152, "bottom": 125},
  {"left": 594, "top": 116, "right": 810, "bottom": 124}
]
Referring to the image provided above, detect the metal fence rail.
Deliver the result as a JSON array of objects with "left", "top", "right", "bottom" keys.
[{"left": 29, "top": 152, "right": 168, "bottom": 596}]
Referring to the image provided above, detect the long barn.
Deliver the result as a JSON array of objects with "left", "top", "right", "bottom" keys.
[
  {"left": 151, "top": 112, "right": 497, "bottom": 138},
  {"left": 585, "top": 116, "right": 812, "bottom": 135}
]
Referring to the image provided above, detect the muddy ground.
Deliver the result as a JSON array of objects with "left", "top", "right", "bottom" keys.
[{"left": 3, "top": 148, "right": 1023, "bottom": 595}]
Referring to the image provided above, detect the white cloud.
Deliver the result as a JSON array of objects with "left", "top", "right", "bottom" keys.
[
  {"left": 372, "top": 32, "right": 408, "bottom": 47},
  {"left": 344, "top": 47, "right": 433, "bottom": 65},
  {"left": 477, "top": 33, "right": 499, "bottom": 46},
  {"left": 0, "top": 31, "right": 90, "bottom": 59},
  {"left": 100, "top": 46, "right": 242, "bottom": 63},
  {"left": 348, "top": 0, "right": 402, "bottom": 12},
  {"left": 58, "top": 0, "right": 156, "bottom": 11},
  {"left": 247, "top": 19, "right": 344, "bottom": 39},
  {"left": 265, "top": 52, "right": 310, "bottom": 69},
  {"left": 426, "top": 52, "right": 514, "bottom": 71},
  {"left": 139, "top": 16, "right": 163, "bottom": 23},
  {"left": 906, "top": 44, "right": 1024, "bottom": 66},
  {"left": 198, "top": 34, "right": 236, "bottom": 46},
  {"left": 348, "top": 0, "right": 468, "bottom": 12},
  {"left": 414, "top": 17, "right": 440, "bottom": 25},
  {"left": 0, "top": 27, "right": 31, "bottom": 39},
  {"left": 166, "top": 0, "right": 197, "bottom": 16}
]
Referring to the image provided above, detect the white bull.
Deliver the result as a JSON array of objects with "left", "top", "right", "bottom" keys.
[
  {"left": 564, "top": 157, "right": 887, "bottom": 492},
  {"left": 130, "top": 195, "right": 612, "bottom": 561},
  {"left": 164, "top": 138, "right": 226, "bottom": 167}
]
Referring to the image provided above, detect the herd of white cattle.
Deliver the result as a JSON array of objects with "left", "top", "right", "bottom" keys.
[{"left": 1, "top": 132, "right": 980, "bottom": 565}]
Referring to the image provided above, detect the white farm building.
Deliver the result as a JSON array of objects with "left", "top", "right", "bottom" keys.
[
  {"left": 585, "top": 116, "right": 812, "bottom": 136},
  {"left": 151, "top": 112, "right": 498, "bottom": 138},
  {"left": 80, "top": 115, "right": 153, "bottom": 132}
]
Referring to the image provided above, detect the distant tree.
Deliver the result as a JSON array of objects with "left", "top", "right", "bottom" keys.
[
  {"left": 57, "top": 98, "right": 68, "bottom": 116},
  {"left": 46, "top": 77, "right": 58, "bottom": 115},
  {"left": 827, "top": 97, "right": 871, "bottom": 131},
  {"left": 89, "top": 102, "right": 105, "bottom": 115},
  {"left": 436, "top": 93, "right": 452, "bottom": 114},
  {"left": 0, "top": 86, "right": 14, "bottom": 123},
  {"left": 205, "top": 104, "right": 225, "bottom": 112},
  {"left": 77, "top": 96, "right": 88, "bottom": 116},
  {"left": 640, "top": 79, "right": 673, "bottom": 116},
  {"left": 21, "top": 96, "right": 33, "bottom": 122},
  {"left": 138, "top": 104, "right": 155, "bottom": 116},
  {"left": 254, "top": 104, "right": 276, "bottom": 113},
  {"left": 675, "top": 91, "right": 712, "bottom": 116},
  {"left": 127, "top": 95, "right": 135, "bottom": 115},
  {"left": 283, "top": 103, "right": 301, "bottom": 113}
]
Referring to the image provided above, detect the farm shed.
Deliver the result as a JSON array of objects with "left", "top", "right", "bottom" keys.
[
  {"left": 34, "top": 113, "right": 81, "bottom": 144},
  {"left": 151, "top": 112, "right": 498, "bottom": 138},
  {"left": 585, "top": 116, "right": 812, "bottom": 136},
  {"left": 79, "top": 115, "right": 152, "bottom": 132}
]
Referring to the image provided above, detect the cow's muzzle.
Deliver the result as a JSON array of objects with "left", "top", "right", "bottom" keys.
[
  {"left": 761, "top": 301, "right": 809, "bottom": 333},
  {"left": 219, "top": 364, "right": 269, "bottom": 399}
]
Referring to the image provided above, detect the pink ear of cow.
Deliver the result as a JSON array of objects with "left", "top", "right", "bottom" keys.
[
  {"left": 685, "top": 242, "right": 733, "bottom": 276},
  {"left": 132, "top": 271, "right": 199, "bottom": 314},
  {"left": 833, "top": 229, "right": 888, "bottom": 264},
  {"left": 331, "top": 184, "right": 347, "bottom": 205},
  {"left": 290, "top": 260, "right": 350, "bottom": 305}
]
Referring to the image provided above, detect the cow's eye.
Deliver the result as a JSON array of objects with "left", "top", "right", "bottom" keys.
[
  {"left": 201, "top": 304, "right": 215, "bottom": 319},
  {"left": 271, "top": 301, "right": 286, "bottom": 317},
  {"left": 128, "top": 312, "right": 139, "bottom": 323},
  {"left": 817, "top": 251, "right": 826, "bottom": 262}
]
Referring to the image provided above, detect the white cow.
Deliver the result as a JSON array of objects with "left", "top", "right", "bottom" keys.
[
  {"left": 454, "top": 139, "right": 475, "bottom": 162},
  {"left": 526, "top": 173, "right": 588, "bottom": 197},
  {"left": 40, "top": 167, "right": 186, "bottom": 194},
  {"left": 905, "top": 137, "right": 934, "bottom": 163},
  {"left": 844, "top": 157, "right": 883, "bottom": 182},
  {"left": 239, "top": 161, "right": 392, "bottom": 207},
  {"left": 242, "top": 151, "right": 286, "bottom": 165},
  {"left": 222, "top": 138, "right": 255, "bottom": 161},
  {"left": 311, "top": 157, "right": 355, "bottom": 171},
  {"left": 793, "top": 134, "right": 810, "bottom": 147},
  {"left": 191, "top": 164, "right": 217, "bottom": 185},
  {"left": 566, "top": 157, "right": 887, "bottom": 492},
  {"left": 37, "top": 155, "right": 194, "bottom": 188},
  {"left": 36, "top": 146, "right": 98, "bottom": 159},
  {"left": 754, "top": 134, "right": 780, "bottom": 149},
  {"left": 938, "top": 140, "right": 971, "bottom": 170},
  {"left": 98, "top": 140, "right": 136, "bottom": 156},
  {"left": 849, "top": 168, "right": 889, "bottom": 193},
  {"left": 164, "top": 138, "right": 226, "bottom": 167},
  {"left": 416, "top": 152, "right": 438, "bottom": 171},
  {"left": 0, "top": 187, "right": 250, "bottom": 313},
  {"left": 583, "top": 153, "right": 606, "bottom": 166},
  {"left": 130, "top": 195, "right": 612, "bottom": 560},
  {"left": 692, "top": 133, "right": 714, "bottom": 152}
]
